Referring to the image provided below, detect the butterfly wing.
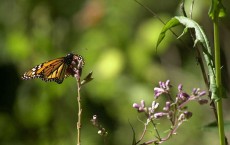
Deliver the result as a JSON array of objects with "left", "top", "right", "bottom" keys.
[
  {"left": 22, "top": 57, "right": 69, "bottom": 84},
  {"left": 22, "top": 53, "right": 84, "bottom": 84},
  {"left": 40, "top": 58, "right": 68, "bottom": 84}
]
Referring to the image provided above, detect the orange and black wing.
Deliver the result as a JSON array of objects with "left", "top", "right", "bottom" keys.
[{"left": 22, "top": 53, "right": 75, "bottom": 84}]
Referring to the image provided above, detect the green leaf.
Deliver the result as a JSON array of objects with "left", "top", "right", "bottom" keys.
[
  {"left": 156, "top": 18, "right": 180, "bottom": 49},
  {"left": 156, "top": 16, "right": 218, "bottom": 101}
]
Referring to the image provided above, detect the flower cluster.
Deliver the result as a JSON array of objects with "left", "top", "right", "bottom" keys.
[
  {"left": 132, "top": 80, "right": 208, "bottom": 144},
  {"left": 154, "top": 80, "right": 172, "bottom": 98}
]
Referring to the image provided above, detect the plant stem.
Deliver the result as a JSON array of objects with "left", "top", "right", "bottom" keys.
[
  {"left": 213, "top": 16, "right": 225, "bottom": 145},
  {"left": 76, "top": 75, "right": 82, "bottom": 145}
]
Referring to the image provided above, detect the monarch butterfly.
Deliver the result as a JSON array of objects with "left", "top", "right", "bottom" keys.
[{"left": 22, "top": 53, "right": 85, "bottom": 84}]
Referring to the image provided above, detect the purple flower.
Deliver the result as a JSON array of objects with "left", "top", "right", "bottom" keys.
[
  {"left": 192, "top": 88, "right": 206, "bottom": 99},
  {"left": 159, "top": 81, "right": 164, "bottom": 88},
  {"left": 154, "top": 112, "right": 168, "bottom": 119},
  {"left": 132, "top": 80, "right": 208, "bottom": 144},
  {"left": 152, "top": 101, "right": 159, "bottom": 109},
  {"left": 178, "top": 92, "right": 190, "bottom": 101},
  {"left": 159, "top": 80, "right": 171, "bottom": 90},
  {"left": 178, "top": 84, "right": 183, "bottom": 92},
  {"left": 133, "top": 103, "right": 140, "bottom": 108},
  {"left": 165, "top": 80, "right": 171, "bottom": 88},
  {"left": 154, "top": 87, "right": 165, "bottom": 98},
  {"left": 163, "top": 101, "right": 171, "bottom": 111},
  {"left": 154, "top": 80, "right": 172, "bottom": 99},
  {"left": 192, "top": 88, "right": 206, "bottom": 96},
  {"left": 148, "top": 101, "right": 159, "bottom": 114},
  {"left": 133, "top": 100, "right": 146, "bottom": 112},
  {"left": 198, "top": 91, "right": 206, "bottom": 97},
  {"left": 141, "top": 100, "right": 145, "bottom": 107}
]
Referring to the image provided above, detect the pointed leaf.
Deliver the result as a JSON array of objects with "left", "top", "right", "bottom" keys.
[{"left": 156, "top": 18, "right": 180, "bottom": 48}]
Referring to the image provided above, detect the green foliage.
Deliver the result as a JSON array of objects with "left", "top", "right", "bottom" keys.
[
  {"left": 156, "top": 16, "right": 218, "bottom": 100},
  {"left": 209, "top": 0, "right": 226, "bottom": 20}
]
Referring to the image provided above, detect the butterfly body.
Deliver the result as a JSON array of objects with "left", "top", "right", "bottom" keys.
[{"left": 22, "top": 53, "right": 84, "bottom": 84}]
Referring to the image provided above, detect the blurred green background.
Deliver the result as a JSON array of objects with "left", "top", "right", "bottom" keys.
[{"left": 1, "top": 0, "right": 230, "bottom": 145}]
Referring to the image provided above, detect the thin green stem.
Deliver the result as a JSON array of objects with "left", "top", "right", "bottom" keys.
[
  {"left": 150, "top": 120, "right": 161, "bottom": 140},
  {"left": 214, "top": 18, "right": 225, "bottom": 145}
]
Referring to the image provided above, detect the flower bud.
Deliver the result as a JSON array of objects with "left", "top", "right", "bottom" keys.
[
  {"left": 133, "top": 103, "right": 140, "bottom": 109},
  {"left": 163, "top": 101, "right": 171, "bottom": 111},
  {"left": 199, "top": 91, "right": 206, "bottom": 97},
  {"left": 183, "top": 111, "right": 192, "bottom": 119},
  {"left": 154, "top": 112, "right": 167, "bottom": 119},
  {"left": 178, "top": 84, "right": 183, "bottom": 91},
  {"left": 178, "top": 92, "right": 190, "bottom": 101},
  {"left": 198, "top": 99, "right": 208, "bottom": 105}
]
